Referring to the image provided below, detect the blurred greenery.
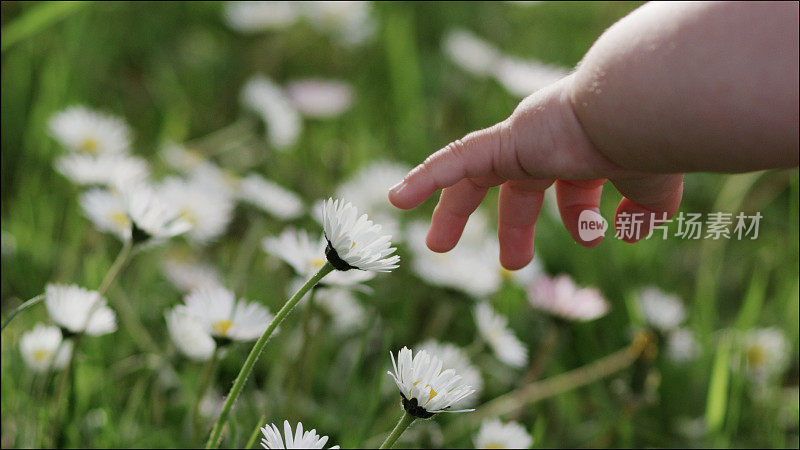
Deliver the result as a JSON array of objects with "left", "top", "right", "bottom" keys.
[{"left": 1, "top": 1, "right": 798, "bottom": 448}]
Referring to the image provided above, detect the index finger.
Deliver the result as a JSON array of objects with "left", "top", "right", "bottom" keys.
[{"left": 388, "top": 122, "right": 510, "bottom": 210}]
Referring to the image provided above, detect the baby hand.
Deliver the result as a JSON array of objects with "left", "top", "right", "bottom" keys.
[{"left": 388, "top": 76, "right": 684, "bottom": 270}]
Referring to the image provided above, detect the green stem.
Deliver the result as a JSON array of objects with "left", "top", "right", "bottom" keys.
[
  {"left": 1, "top": 294, "right": 45, "bottom": 331},
  {"left": 97, "top": 239, "right": 133, "bottom": 296},
  {"left": 184, "top": 118, "right": 256, "bottom": 155},
  {"left": 193, "top": 346, "right": 220, "bottom": 435},
  {"left": 379, "top": 411, "right": 415, "bottom": 449},
  {"left": 470, "top": 331, "right": 653, "bottom": 422},
  {"left": 205, "top": 263, "right": 335, "bottom": 449},
  {"left": 244, "top": 414, "right": 267, "bottom": 449},
  {"left": 3, "top": 239, "right": 130, "bottom": 332},
  {"left": 52, "top": 240, "right": 133, "bottom": 444}
]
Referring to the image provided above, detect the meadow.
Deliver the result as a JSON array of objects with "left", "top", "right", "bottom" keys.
[{"left": 1, "top": 2, "right": 798, "bottom": 448}]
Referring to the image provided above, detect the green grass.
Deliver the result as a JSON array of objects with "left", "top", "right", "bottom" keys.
[{"left": 2, "top": 1, "right": 798, "bottom": 448}]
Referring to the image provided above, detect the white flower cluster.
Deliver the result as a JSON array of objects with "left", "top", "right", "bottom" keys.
[
  {"left": 406, "top": 209, "right": 542, "bottom": 298},
  {"left": 473, "top": 418, "right": 533, "bottom": 449},
  {"left": 637, "top": 287, "right": 700, "bottom": 363},
  {"left": 19, "top": 283, "right": 117, "bottom": 372},
  {"left": 224, "top": 1, "right": 375, "bottom": 47},
  {"left": 240, "top": 75, "right": 354, "bottom": 150},
  {"left": 165, "top": 285, "right": 274, "bottom": 361}
]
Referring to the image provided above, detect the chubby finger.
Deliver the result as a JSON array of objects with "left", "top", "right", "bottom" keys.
[
  {"left": 498, "top": 179, "right": 552, "bottom": 270},
  {"left": 388, "top": 121, "right": 513, "bottom": 210},
  {"left": 555, "top": 179, "right": 607, "bottom": 247},
  {"left": 610, "top": 174, "right": 685, "bottom": 243},
  {"left": 427, "top": 176, "right": 502, "bottom": 252}
]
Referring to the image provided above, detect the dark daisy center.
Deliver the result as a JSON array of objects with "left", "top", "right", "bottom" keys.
[
  {"left": 324, "top": 239, "right": 357, "bottom": 271},
  {"left": 400, "top": 395, "right": 435, "bottom": 419},
  {"left": 212, "top": 335, "right": 234, "bottom": 348},
  {"left": 59, "top": 326, "right": 78, "bottom": 339},
  {"left": 131, "top": 221, "right": 152, "bottom": 245}
]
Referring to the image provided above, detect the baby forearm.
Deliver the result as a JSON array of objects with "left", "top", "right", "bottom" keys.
[{"left": 570, "top": 1, "right": 798, "bottom": 174}]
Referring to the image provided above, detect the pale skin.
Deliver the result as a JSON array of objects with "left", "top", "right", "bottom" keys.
[{"left": 388, "top": 1, "right": 799, "bottom": 270}]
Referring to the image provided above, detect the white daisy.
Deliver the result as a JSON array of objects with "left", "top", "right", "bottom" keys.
[
  {"left": 20, "top": 323, "right": 73, "bottom": 372},
  {"left": 407, "top": 223, "right": 500, "bottom": 298},
  {"left": 238, "top": 174, "right": 304, "bottom": 220},
  {"left": 301, "top": 1, "right": 375, "bottom": 46},
  {"left": 321, "top": 198, "right": 400, "bottom": 272},
  {"left": 387, "top": 346, "right": 476, "bottom": 418},
  {"left": 474, "top": 418, "right": 533, "bottom": 449},
  {"left": 55, "top": 153, "right": 149, "bottom": 189},
  {"left": 79, "top": 188, "right": 131, "bottom": 241},
  {"left": 261, "top": 420, "right": 339, "bottom": 449},
  {"left": 165, "top": 307, "right": 216, "bottom": 362},
  {"left": 416, "top": 340, "right": 482, "bottom": 408},
  {"left": 527, "top": 274, "right": 610, "bottom": 322},
  {"left": 48, "top": 106, "right": 131, "bottom": 155},
  {"left": 406, "top": 209, "right": 535, "bottom": 298},
  {"left": 223, "top": 1, "right": 302, "bottom": 33},
  {"left": 44, "top": 283, "right": 117, "bottom": 336},
  {"left": 80, "top": 185, "right": 192, "bottom": 245},
  {"left": 122, "top": 183, "right": 193, "bottom": 245},
  {"left": 158, "top": 175, "right": 235, "bottom": 245},
  {"left": 191, "top": 161, "right": 243, "bottom": 198},
  {"left": 473, "top": 302, "right": 528, "bottom": 368},
  {"left": 638, "top": 287, "right": 686, "bottom": 333},
  {"left": 161, "top": 253, "right": 225, "bottom": 293},
  {"left": 442, "top": 29, "right": 501, "bottom": 77},
  {"left": 334, "top": 161, "right": 410, "bottom": 241},
  {"left": 740, "top": 327, "right": 790, "bottom": 382},
  {"left": 666, "top": 328, "right": 700, "bottom": 363},
  {"left": 177, "top": 285, "right": 273, "bottom": 342},
  {"left": 263, "top": 229, "right": 375, "bottom": 287},
  {"left": 241, "top": 75, "right": 302, "bottom": 150},
  {"left": 198, "top": 389, "right": 226, "bottom": 419},
  {"left": 315, "top": 287, "right": 366, "bottom": 334},
  {"left": 492, "top": 56, "right": 568, "bottom": 98},
  {"left": 285, "top": 78, "right": 354, "bottom": 118}
]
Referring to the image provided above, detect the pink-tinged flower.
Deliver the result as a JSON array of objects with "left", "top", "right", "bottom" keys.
[
  {"left": 285, "top": 79, "right": 354, "bottom": 118},
  {"left": 528, "top": 274, "right": 609, "bottom": 322}
]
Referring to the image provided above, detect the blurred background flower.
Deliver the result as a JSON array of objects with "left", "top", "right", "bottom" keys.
[{"left": 1, "top": 2, "right": 796, "bottom": 449}]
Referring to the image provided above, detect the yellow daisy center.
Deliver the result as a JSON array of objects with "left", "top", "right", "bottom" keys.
[
  {"left": 79, "top": 137, "right": 100, "bottom": 154},
  {"left": 747, "top": 345, "right": 766, "bottom": 368},
  {"left": 179, "top": 208, "right": 197, "bottom": 225},
  {"left": 484, "top": 444, "right": 506, "bottom": 449},
  {"left": 499, "top": 268, "right": 513, "bottom": 281},
  {"left": 212, "top": 320, "right": 234, "bottom": 337},
  {"left": 110, "top": 212, "right": 131, "bottom": 228},
  {"left": 310, "top": 258, "right": 327, "bottom": 269},
  {"left": 33, "top": 349, "right": 51, "bottom": 362},
  {"left": 411, "top": 381, "right": 439, "bottom": 405}
]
